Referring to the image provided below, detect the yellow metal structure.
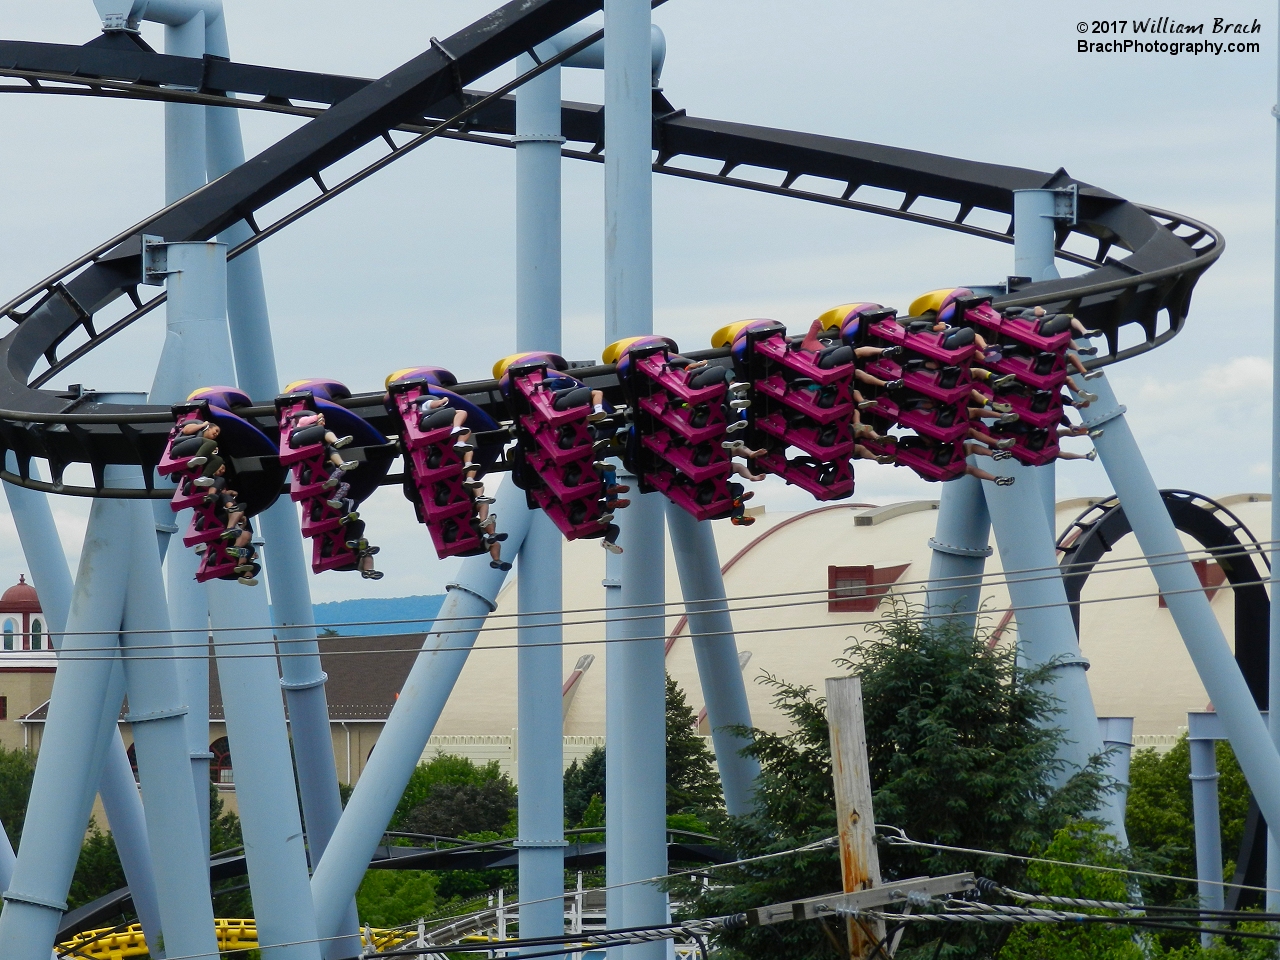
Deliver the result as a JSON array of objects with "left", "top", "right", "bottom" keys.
[{"left": 56, "top": 919, "right": 421, "bottom": 958}]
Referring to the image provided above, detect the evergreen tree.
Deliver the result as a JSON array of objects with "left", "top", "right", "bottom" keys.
[
  {"left": 665, "top": 674, "right": 722, "bottom": 815},
  {"left": 392, "top": 753, "right": 514, "bottom": 835},
  {"left": 564, "top": 746, "right": 606, "bottom": 826},
  {"left": 668, "top": 602, "right": 1110, "bottom": 960},
  {"left": 0, "top": 745, "right": 36, "bottom": 847}
]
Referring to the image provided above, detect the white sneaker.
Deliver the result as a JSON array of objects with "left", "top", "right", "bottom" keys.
[{"left": 602, "top": 540, "right": 623, "bottom": 554}]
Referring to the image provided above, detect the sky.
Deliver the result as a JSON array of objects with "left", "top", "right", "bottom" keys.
[{"left": 0, "top": 0, "right": 1274, "bottom": 601}]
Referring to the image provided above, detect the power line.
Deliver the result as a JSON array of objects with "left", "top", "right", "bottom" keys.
[
  {"left": 37, "top": 576, "right": 1271, "bottom": 663},
  {"left": 878, "top": 825, "right": 1280, "bottom": 897},
  {"left": 24, "top": 533, "right": 1273, "bottom": 642}
]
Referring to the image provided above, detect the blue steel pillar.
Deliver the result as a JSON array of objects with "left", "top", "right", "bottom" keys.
[
  {"left": 982, "top": 461, "right": 1118, "bottom": 839},
  {"left": 207, "top": 578, "right": 322, "bottom": 960},
  {"left": 605, "top": 472, "right": 667, "bottom": 956},
  {"left": 664, "top": 504, "right": 759, "bottom": 815},
  {"left": 925, "top": 476, "right": 993, "bottom": 633},
  {"left": 203, "top": 23, "right": 351, "bottom": 938},
  {"left": 310, "top": 484, "right": 531, "bottom": 941},
  {"left": 1188, "top": 712, "right": 1225, "bottom": 946},
  {"left": 1012, "top": 188, "right": 1066, "bottom": 537},
  {"left": 1096, "top": 717, "right": 1134, "bottom": 840},
  {"left": 115, "top": 464, "right": 219, "bottom": 960},
  {"left": 147, "top": 239, "right": 235, "bottom": 859},
  {"left": 1078, "top": 360, "right": 1280, "bottom": 864},
  {"left": 515, "top": 48, "right": 567, "bottom": 953},
  {"left": 604, "top": 0, "right": 667, "bottom": 949},
  {"left": 0, "top": 497, "right": 134, "bottom": 956},
  {"left": 3, "top": 453, "right": 165, "bottom": 945},
  {"left": 517, "top": 513, "right": 566, "bottom": 951},
  {"left": 148, "top": 241, "right": 319, "bottom": 959}
]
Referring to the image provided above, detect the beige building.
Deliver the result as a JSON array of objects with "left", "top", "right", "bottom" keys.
[
  {"left": 0, "top": 575, "right": 55, "bottom": 751},
  {"left": 12, "top": 493, "right": 1268, "bottom": 806}
]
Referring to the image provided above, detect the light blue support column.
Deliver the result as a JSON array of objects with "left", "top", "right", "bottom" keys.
[
  {"left": 664, "top": 504, "right": 759, "bottom": 815},
  {"left": 310, "top": 483, "right": 531, "bottom": 941},
  {"left": 206, "top": 577, "right": 321, "bottom": 960},
  {"left": 1012, "top": 188, "right": 1064, "bottom": 538},
  {"left": 161, "top": 6, "right": 206, "bottom": 204},
  {"left": 606, "top": 476, "right": 667, "bottom": 958},
  {"left": 517, "top": 513, "right": 566, "bottom": 951},
  {"left": 166, "top": 546, "right": 213, "bottom": 855},
  {"left": 604, "top": 0, "right": 666, "bottom": 952},
  {"left": 204, "top": 22, "right": 350, "bottom": 932},
  {"left": 1078, "top": 362, "right": 1280, "bottom": 845},
  {"left": 1096, "top": 717, "right": 1134, "bottom": 839},
  {"left": 926, "top": 475, "right": 993, "bottom": 633},
  {"left": 0, "top": 498, "right": 133, "bottom": 958},
  {"left": 147, "top": 240, "right": 234, "bottom": 867},
  {"left": 117, "top": 467, "right": 218, "bottom": 960},
  {"left": 515, "top": 48, "right": 568, "bottom": 955},
  {"left": 2, "top": 452, "right": 165, "bottom": 946},
  {"left": 1188, "top": 712, "right": 1225, "bottom": 946},
  {"left": 982, "top": 461, "right": 1117, "bottom": 840}
]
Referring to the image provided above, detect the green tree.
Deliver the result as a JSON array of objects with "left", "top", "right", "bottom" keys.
[
  {"left": 564, "top": 746, "right": 605, "bottom": 826},
  {"left": 849, "top": 604, "right": 1110, "bottom": 890},
  {"left": 209, "top": 784, "right": 253, "bottom": 919},
  {"left": 670, "top": 602, "right": 1110, "bottom": 960},
  {"left": 67, "top": 818, "right": 127, "bottom": 911},
  {"left": 998, "top": 821, "right": 1145, "bottom": 960},
  {"left": 0, "top": 745, "right": 36, "bottom": 846},
  {"left": 1126, "top": 735, "right": 1249, "bottom": 906},
  {"left": 356, "top": 869, "right": 440, "bottom": 927},
  {"left": 666, "top": 675, "right": 722, "bottom": 815},
  {"left": 399, "top": 779, "right": 516, "bottom": 838},
  {"left": 392, "top": 753, "right": 512, "bottom": 834}
]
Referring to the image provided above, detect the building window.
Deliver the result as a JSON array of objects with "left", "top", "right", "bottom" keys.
[
  {"left": 2, "top": 620, "right": 12, "bottom": 651},
  {"left": 0, "top": 697, "right": 7, "bottom": 720},
  {"left": 828, "top": 564, "right": 911, "bottom": 613},
  {"left": 210, "top": 737, "right": 233, "bottom": 785},
  {"left": 30, "top": 619, "right": 41, "bottom": 651}
]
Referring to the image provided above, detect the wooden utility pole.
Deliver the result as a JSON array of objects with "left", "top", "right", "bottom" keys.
[{"left": 826, "top": 676, "right": 885, "bottom": 959}]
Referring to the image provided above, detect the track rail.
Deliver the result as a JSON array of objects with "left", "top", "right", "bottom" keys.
[{"left": 0, "top": 14, "right": 1223, "bottom": 496}]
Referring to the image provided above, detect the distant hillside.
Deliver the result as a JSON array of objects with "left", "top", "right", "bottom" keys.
[{"left": 311, "top": 594, "right": 446, "bottom": 637}]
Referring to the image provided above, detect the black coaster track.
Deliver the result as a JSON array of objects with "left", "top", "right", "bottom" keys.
[{"left": 0, "top": 0, "right": 1222, "bottom": 496}]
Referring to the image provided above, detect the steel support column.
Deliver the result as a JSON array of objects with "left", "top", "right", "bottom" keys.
[
  {"left": 982, "top": 460, "right": 1117, "bottom": 840},
  {"left": 604, "top": 0, "right": 666, "bottom": 952},
  {"left": 1097, "top": 717, "right": 1134, "bottom": 840},
  {"left": 116, "top": 465, "right": 219, "bottom": 960},
  {"left": 515, "top": 47, "right": 568, "bottom": 954},
  {"left": 925, "top": 475, "right": 993, "bottom": 633},
  {"left": 203, "top": 25, "right": 349, "bottom": 939},
  {"left": 1079, "top": 362, "right": 1280, "bottom": 867},
  {"left": 207, "top": 577, "right": 321, "bottom": 960},
  {"left": 517, "top": 512, "right": 566, "bottom": 951},
  {"left": 0, "top": 498, "right": 134, "bottom": 957},
  {"left": 664, "top": 503, "right": 759, "bottom": 815},
  {"left": 3, "top": 452, "right": 166, "bottom": 945},
  {"left": 605, "top": 479, "right": 667, "bottom": 958},
  {"left": 1188, "top": 712, "right": 1226, "bottom": 946},
  {"left": 310, "top": 483, "right": 531, "bottom": 941}
]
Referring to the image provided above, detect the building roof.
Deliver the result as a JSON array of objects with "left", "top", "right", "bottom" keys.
[
  {"left": 0, "top": 575, "right": 41, "bottom": 614},
  {"left": 23, "top": 634, "right": 426, "bottom": 724}
]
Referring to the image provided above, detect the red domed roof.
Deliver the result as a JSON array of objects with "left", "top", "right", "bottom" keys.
[{"left": 0, "top": 575, "right": 41, "bottom": 614}]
